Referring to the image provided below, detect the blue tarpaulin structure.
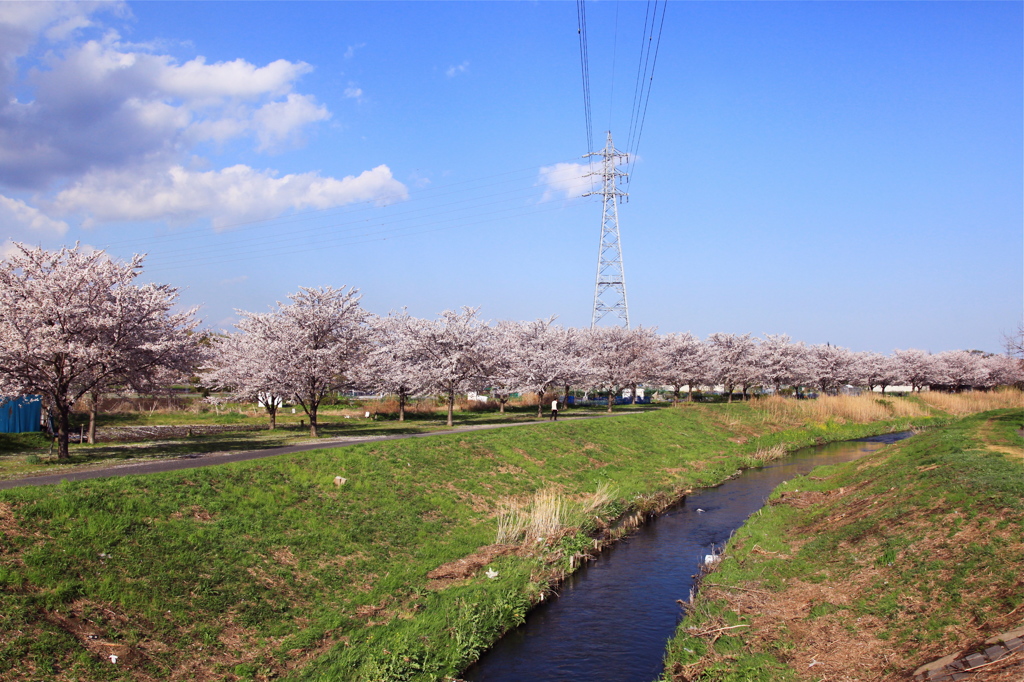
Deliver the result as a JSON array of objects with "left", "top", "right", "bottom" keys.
[{"left": 0, "top": 396, "right": 42, "bottom": 433}]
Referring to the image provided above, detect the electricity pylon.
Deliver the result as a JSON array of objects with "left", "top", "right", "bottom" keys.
[{"left": 585, "top": 131, "right": 630, "bottom": 328}]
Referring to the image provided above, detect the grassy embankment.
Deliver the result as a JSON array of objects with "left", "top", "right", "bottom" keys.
[
  {"left": 0, "top": 395, "right": 947, "bottom": 681},
  {"left": 0, "top": 400, "right": 611, "bottom": 482},
  {"left": 662, "top": 402, "right": 1024, "bottom": 681}
]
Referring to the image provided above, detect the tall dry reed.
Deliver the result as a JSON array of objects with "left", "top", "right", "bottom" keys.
[
  {"left": 918, "top": 388, "right": 1023, "bottom": 416},
  {"left": 495, "top": 483, "right": 618, "bottom": 545},
  {"left": 749, "top": 443, "right": 787, "bottom": 463},
  {"left": 752, "top": 394, "right": 930, "bottom": 424}
]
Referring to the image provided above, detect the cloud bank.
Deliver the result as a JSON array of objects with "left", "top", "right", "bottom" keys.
[{"left": 0, "top": 3, "right": 406, "bottom": 237}]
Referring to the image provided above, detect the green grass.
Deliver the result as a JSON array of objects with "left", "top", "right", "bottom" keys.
[
  {"left": 0, "top": 404, "right": 943, "bottom": 681},
  {"left": 660, "top": 408, "right": 1024, "bottom": 681},
  {"left": 0, "top": 404, "right": 638, "bottom": 481}
]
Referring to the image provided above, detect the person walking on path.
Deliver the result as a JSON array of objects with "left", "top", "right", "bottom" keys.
[{"left": 550, "top": 399, "right": 559, "bottom": 421}]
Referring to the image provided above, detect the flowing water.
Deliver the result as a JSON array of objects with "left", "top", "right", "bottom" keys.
[{"left": 461, "top": 432, "right": 912, "bottom": 682}]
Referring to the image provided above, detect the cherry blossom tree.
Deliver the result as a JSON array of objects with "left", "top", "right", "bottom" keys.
[
  {"left": 0, "top": 244, "right": 204, "bottom": 459},
  {"left": 490, "top": 318, "right": 587, "bottom": 418},
  {"left": 893, "top": 349, "right": 938, "bottom": 392},
  {"left": 754, "top": 334, "right": 807, "bottom": 397},
  {"left": 357, "top": 310, "right": 430, "bottom": 421},
  {"left": 935, "top": 350, "right": 988, "bottom": 392},
  {"left": 230, "top": 286, "right": 369, "bottom": 437},
  {"left": 656, "top": 332, "right": 713, "bottom": 404},
  {"left": 416, "top": 307, "right": 490, "bottom": 427},
  {"left": 804, "top": 344, "right": 857, "bottom": 395},
  {"left": 707, "top": 332, "right": 758, "bottom": 402},
  {"left": 207, "top": 327, "right": 289, "bottom": 429},
  {"left": 982, "top": 353, "right": 1024, "bottom": 388},
  {"left": 482, "top": 320, "right": 525, "bottom": 415},
  {"left": 857, "top": 352, "right": 901, "bottom": 395},
  {"left": 585, "top": 326, "right": 659, "bottom": 412}
]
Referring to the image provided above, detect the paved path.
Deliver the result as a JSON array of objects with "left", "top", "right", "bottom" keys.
[{"left": 0, "top": 412, "right": 640, "bottom": 490}]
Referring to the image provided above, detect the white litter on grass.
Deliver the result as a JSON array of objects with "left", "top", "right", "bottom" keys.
[
  {"left": 333, "top": 476, "right": 347, "bottom": 486},
  {"left": 703, "top": 554, "right": 720, "bottom": 565},
  {"left": 109, "top": 655, "right": 118, "bottom": 664},
  {"left": 485, "top": 568, "right": 499, "bottom": 580}
]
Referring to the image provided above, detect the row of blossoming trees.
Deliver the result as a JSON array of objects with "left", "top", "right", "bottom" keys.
[
  {"left": 206, "top": 285, "right": 1023, "bottom": 435},
  {"left": 0, "top": 244, "right": 1019, "bottom": 457}
]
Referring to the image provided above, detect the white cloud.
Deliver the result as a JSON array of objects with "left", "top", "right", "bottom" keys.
[
  {"left": 157, "top": 56, "right": 311, "bottom": 100},
  {"left": 0, "top": 23, "right": 329, "bottom": 189},
  {"left": 538, "top": 162, "right": 594, "bottom": 202},
  {"left": 343, "top": 43, "right": 366, "bottom": 60},
  {"left": 53, "top": 163, "right": 409, "bottom": 229},
  {"left": 0, "top": 5, "right": 410, "bottom": 231},
  {"left": 252, "top": 93, "right": 330, "bottom": 151},
  {"left": 0, "top": 194, "right": 68, "bottom": 234},
  {"left": 344, "top": 85, "right": 364, "bottom": 102},
  {"left": 445, "top": 61, "right": 469, "bottom": 78}
]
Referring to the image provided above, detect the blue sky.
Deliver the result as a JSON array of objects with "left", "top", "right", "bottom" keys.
[{"left": 0, "top": 1, "right": 1020, "bottom": 354}]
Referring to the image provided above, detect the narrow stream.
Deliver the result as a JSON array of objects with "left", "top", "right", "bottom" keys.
[{"left": 462, "top": 432, "right": 912, "bottom": 682}]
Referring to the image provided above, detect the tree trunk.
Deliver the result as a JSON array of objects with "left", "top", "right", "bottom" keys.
[
  {"left": 56, "top": 403, "right": 71, "bottom": 460},
  {"left": 687, "top": 385, "right": 694, "bottom": 402},
  {"left": 563, "top": 384, "right": 571, "bottom": 410},
  {"left": 726, "top": 384, "right": 734, "bottom": 403},
  {"left": 87, "top": 391, "right": 98, "bottom": 444},
  {"left": 267, "top": 404, "right": 277, "bottom": 430},
  {"left": 499, "top": 399, "right": 506, "bottom": 414},
  {"left": 308, "top": 401, "right": 319, "bottom": 437},
  {"left": 631, "top": 384, "right": 638, "bottom": 405},
  {"left": 536, "top": 391, "right": 544, "bottom": 418},
  {"left": 607, "top": 388, "right": 614, "bottom": 413},
  {"left": 398, "top": 391, "right": 407, "bottom": 422},
  {"left": 672, "top": 387, "right": 680, "bottom": 406},
  {"left": 446, "top": 390, "right": 455, "bottom": 427}
]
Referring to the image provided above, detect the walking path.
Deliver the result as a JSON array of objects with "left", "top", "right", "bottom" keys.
[{"left": 0, "top": 412, "right": 640, "bottom": 490}]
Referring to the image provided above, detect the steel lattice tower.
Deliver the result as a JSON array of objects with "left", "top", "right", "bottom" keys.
[{"left": 585, "top": 131, "right": 630, "bottom": 328}]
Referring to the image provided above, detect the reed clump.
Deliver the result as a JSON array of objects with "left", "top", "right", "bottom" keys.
[
  {"left": 495, "top": 482, "right": 617, "bottom": 545},
  {"left": 749, "top": 443, "right": 787, "bottom": 464},
  {"left": 917, "top": 388, "right": 1023, "bottom": 416},
  {"left": 753, "top": 394, "right": 930, "bottom": 424}
]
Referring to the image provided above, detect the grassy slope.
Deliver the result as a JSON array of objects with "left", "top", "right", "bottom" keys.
[
  {"left": 661, "top": 408, "right": 1024, "bottom": 681},
  {"left": 0, "top": 406, "right": 610, "bottom": 481},
  {"left": 0, "top": 404, "right": 938, "bottom": 682}
]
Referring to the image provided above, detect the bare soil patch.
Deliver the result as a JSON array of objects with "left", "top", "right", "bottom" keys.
[{"left": 425, "top": 544, "right": 521, "bottom": 590}]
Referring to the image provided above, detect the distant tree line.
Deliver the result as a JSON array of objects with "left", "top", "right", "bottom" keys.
[{"left": 0, "top": 244, "right": 1020, "bottom": 457}]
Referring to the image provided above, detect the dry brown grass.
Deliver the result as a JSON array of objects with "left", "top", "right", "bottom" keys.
[
  {"left": 495, "top": 482, "right": 617, "bottom": 545},
  {"left": 749, "top": 443, "right": 787, "bottom": 464},
  {"left": 917, "top": 388, "right": 1023, "bottom": 416},
  {"left": 752, "top": 394, "right": 931, "bottom": 424}
]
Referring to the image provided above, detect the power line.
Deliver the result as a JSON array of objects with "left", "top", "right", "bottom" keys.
[
  {"left": 93, "top": 163, "right": 551, "bottom": 254},
  {"left": 627, "top": 0, "right": 667, "bottom": 182},
  {"left": 127, "top": 164, "right": 596, "bottom": 273},
  {"left": 625, "top": 0, "right": 655, "bottom": 164},
  {"left": 143, "top": 180, "right": 568, "bottom": 266},
  {"left": 577, "top": 0, "right": 594, "bottom": 155},
  {"left": 145, "top": 201, "right": 579, "bottom": 275}
]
